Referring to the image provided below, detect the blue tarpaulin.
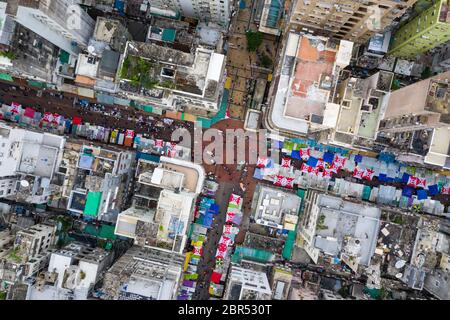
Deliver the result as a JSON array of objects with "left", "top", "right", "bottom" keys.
[
  {"left": 402, "top": 173, "right": 410, "bottom": 184},
  {"left": 402, "top": 187, "right": 414, "bottom": 198},
  {"left": 209, "top": 204, "right": 219, "bottom": 215},
  {"left": 323, "top": 152, "right": 334, "bottom": 164},
  {"left": 378, "top": 173, "right": 388, "bottom": 182},
  {"left": 417, "top": 189, "right": 428, "bottom": 200},
  {"left": 428, "top": 184, "right": 439, "bottom": 196},
  {"left": 354, "top": 154, "right": 363, "bottom": 163},
  {"left": 307, "top": 157, "right": 318, "bottom": 167},
  {"left": 291, "top": 150, "right": 301, "bottom": 160}
]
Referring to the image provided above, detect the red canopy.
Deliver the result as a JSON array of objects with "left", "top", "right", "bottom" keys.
[
  {"left": 72, "top": 116, "right": 82, "bottom": 125},
  {"left": 210, "top": 272, "right": 222, "bottom": 284},
  {"left": 24, "top": 107, "right": 36, "bottom": 118}
]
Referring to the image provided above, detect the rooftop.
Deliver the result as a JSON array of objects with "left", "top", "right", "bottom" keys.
[
  {"left": 115, "top": 189, "right": 195, "bottom": 253},
  {"left": 75, "top": 54, "right": 99, "bottom": 79},
  {"left": 304, "top": 193, "right": 381, "bottom": 267},
  {"left": 269, "top": 33, "right": 350, "bottom": 135},
  {"left": 251, "top": 184, "right": 301, "bottom": 230},
  {"left": 120, "top": 41, "right": 224, "bottom": 100}
]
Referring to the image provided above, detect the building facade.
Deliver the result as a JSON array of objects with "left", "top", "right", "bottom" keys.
[
  {"left": 150, "top": 0, "right": 231, "bottom": 28},
  {"left": 6, "top": 0, "right": 95, "bottom": 55},
  {"left": 289, "top": 0, "right": 417, "bottom": 44},
  {"left": 389, "top": 0, "right": 450, "bottom": 58}
]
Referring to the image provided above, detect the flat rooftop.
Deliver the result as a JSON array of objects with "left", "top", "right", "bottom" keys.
[
  {"left": 313, "top": 195, "right": 381, "bottom": 266},
  {"left": 252, "top": 185, "right": 301, "bottom": 229},
  {"left": 75, "top": 54, "right": 99, "bottom": 79},
  {"left": 94, "top": 17, "right": 121, "bottom": 43},
  {"left": 270, "top": 33, "right": 340, "bottom": 135},
  {"left": 19, "top": 141, "right": 58, "bottom": 178},
  {"left": 285, "top": 36, "right": 336, "bottom": 120}
]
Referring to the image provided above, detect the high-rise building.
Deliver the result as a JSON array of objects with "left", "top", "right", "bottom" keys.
[
  {"left": 289, "top": 0, "right": 417, "bottom": 44},
  {"left": 376, "top": 71, "right": 450, "bottom": 168},
  {"left": 388, "top": 0, "right": 450, "bottom": 58},
  {"left": 6, "top": 0, "right": 95, "bottom": 55},
  {"left": 149, "top": 0, "right": 231, "bottom": 28}
]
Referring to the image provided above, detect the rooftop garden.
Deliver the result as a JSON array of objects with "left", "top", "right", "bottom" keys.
[
  {"left": 8, "top": 248, "right": 22, "bottom": 264},
  {"left": 119, "top": 55, "right": 177, "bottom": 91}
]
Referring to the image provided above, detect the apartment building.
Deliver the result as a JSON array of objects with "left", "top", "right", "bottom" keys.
[{"left": 289, "top": 0, "right": 417, "bottom": 44}]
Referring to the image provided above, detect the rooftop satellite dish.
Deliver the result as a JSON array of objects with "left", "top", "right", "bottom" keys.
[
  {"left": 395, "top": 260, "right": 406, "bottom": 269},
  {"left": 88, "top": 46, "right": 96, "bottom": 54},
  {"left": 395, "top": 273, "right": 403, "bottom": 279},
  {"left": 20, "top": 180, "right": 30, "bottom": 188}
]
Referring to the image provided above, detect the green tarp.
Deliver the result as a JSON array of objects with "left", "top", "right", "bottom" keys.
[
  {"left": 0, "top": 73, "right": 13, "bottom": 82},
  {"left": 162, "top": 29, "right": 176, "bottom": 42},
  {"left": 83, "top": 191, "right": 102, "bottom": 216},
  {"left": 27, "top": 80, "right": 47, "bottom": 88},
  {"left": 59, "top": 50, "right": 70, "bottom": 64},
  {"left": 232, "top": 246, "right": 274, "bottom": 264}
]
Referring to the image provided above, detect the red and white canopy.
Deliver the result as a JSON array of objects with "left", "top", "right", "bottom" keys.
[
  {"left": 229, "top": 194, "right": 241, "bottom": 205},
  {"left": 362, "top": 168, "right": 375, "bottom": 181},
  {"left": 125, "top": 129, "right": 135, "bottom": 138},
  {"left": 42, "top": 112, "right": 54, "bottom": 123},
  {"left": 273, "top": 175, "right": 294, "bottom": 188},
  {"left": 299, "top": 148, "right": 311, "bottom": 158},
  {"left": 281, "top": 157, "right": 291, "bottom": 168},
  {"left": 442, "top": 186, "right": 450, "bottom": 195},
  {"left": 353, "top": 168, "right": 364, "bottom": 179},
  {"left": 333, "top": 155, "right": 347, "bottom": 167},
  {"left": 257, "top": 156, "right": 269, "bottom": 168},
  {"left": 155, "top": 139, "right": 164, "bottom": 147},
  {"left": 10, "top": 102, "right": 22, "bottom": 114}
]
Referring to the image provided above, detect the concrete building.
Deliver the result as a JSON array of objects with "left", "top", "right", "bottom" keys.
[
  {"left": 115, "top": 157, "right": 204, "bottom": 253},
  {"left": 250, "top": 184, "right": 301, "bottom": 231},
  {"left": 66, "top": 144, "right": 135, "bottom": 223},
  {"left": 224, "top": 266, "right": 272, "bottom": 300},
  {"left": 0, "top": 223, "right": 57, "bottom": 289},
  {"left": 0, "top": 1, "right": 15, "bottom": 48},
  {"left": 149, "top": 0, "right": 231, "bottom": 28},
  {"left": 0, "top": 122, "right": 65, "bottom": 204},
  {"left": 27, "top": 242, "right": 112, "bottom": 300},
  {"left": 101, "top": 245, "right": 184, "bottom": 300},
  {"left": 266, "top": 32, "right": 353, "bottom": 138},
  {"left": 270, "top": 265, "right": 293, "bottom": 300},
  {"left": 6, "top": 0, "right": 95, "bottom": 55},
  {"left": 289, "top": 0, "right": 417, "bottom": 44},
  {"left": 329, "top": 70, "right": 393, "bottom": 150},
  {"left": 297, "top": 190, "right": 381, "bottom": 272},
  {"left": 424, "top": 269, "right": 450, "bottom": 299},
  {"left": 389, "top": 0, "right": 450, "bottom": 59},
  {"left": 118, "top": 40, "right": 226, "bottom": 117},
  {"left": 376, "top": 71, "right": 450, "bottom": 168}
]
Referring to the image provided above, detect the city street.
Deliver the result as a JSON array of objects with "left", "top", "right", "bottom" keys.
[
  {"left": 0, "top": 80, "right": 192, "bottom": 141},
  {"left": 226, "top": 0, "right": 280, "bottom": 119}
]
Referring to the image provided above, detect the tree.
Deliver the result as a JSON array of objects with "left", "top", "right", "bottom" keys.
[
  {"left": 261, "top": 54, "right": 273, "bottom": 68},
  {"left": 0, "top": 51, "right": 16, "bottom": 60},
  {"left": 421, "top": 66, "right": 432, "bottom": 80},
  {"left": 246, "top": 31, "right": 263, "bottom": 52}
]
